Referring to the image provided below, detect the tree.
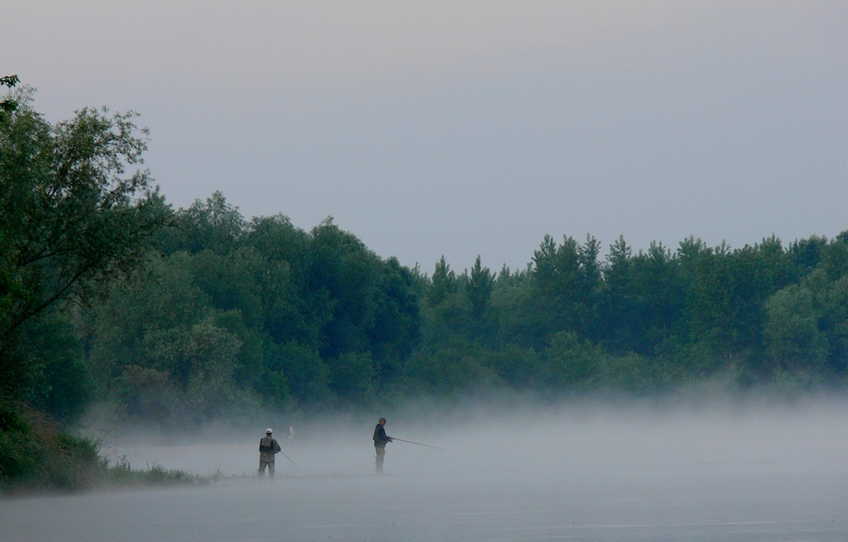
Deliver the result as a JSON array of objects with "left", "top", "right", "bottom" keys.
[
  {"left": 428, "top": 256, "right": 457, "bottom": 306},
  {"left": 244, "top": 214, "right": 324, "bottom": 350},
  {"left": 683, "top": 241, "right": 741, "bottom": 368},
  {"left": 403, "top": 337, "right": 494, "bottom": 395},
  {"left": 763, "top": 284, "right": 828, "bottom": 380},
  {"left": 787, "top": 235, "right": 828, "bottom": 278},
  {"left": 540, "top": 331, "right": 601, "bottom": 391},
  {"left": 576, "top": 235, "right": 603, "bottom": 341},
  {"left": 466, "top": 255, "right": 494, "bottom": 321},
  {"left": 629, "top": 242, "right": 684, "bottom": 355},
  {"left": 528, "top": 235, "right": 581, "bottom": 343},
  {"left": 369, "top": 257, "right": 421, "bottom": 384},
  {"left": 162, "top": 191, "right": 246, "bottom": 255},
  {"left": 820, "top": 231, "right": 848, "bottom": 281},
  {"left": 725, "top": 236, "right": 794, "bottom": 355},
  {"left": 0, "top": 81, "right": 167, "bottom": 400},
  {"left": 328, "top": 351, "right": 375, "bottom": 404},
  {"left": 17, "top": 311, "right": 93, "bottom": 423},
  {"left": 308, "top": 218, "right": 384, "bottom": 359},
  {"left": 601, "top": 236, "right": 635, "bottom": 353},
  {"left": 421, "top": 256, "right": 470, "bottom": 348},
  {"left": 86, "top": 252, "right": 214, "bottom": 384}
]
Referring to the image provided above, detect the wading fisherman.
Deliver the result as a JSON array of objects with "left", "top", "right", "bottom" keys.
[
  {"left": 373, "top": 417, "right": 393, "bottom": 474},
  {"left": 258, "top": 428, "right": 282, "bottom": 479}
]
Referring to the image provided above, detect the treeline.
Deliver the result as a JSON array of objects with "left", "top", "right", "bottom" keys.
[
  {"left": 81, "top": 196, "right": 424, "bottom": 424},
  {"left": 2, "top": 80, "right": 848, "bottom": 439},
  {"left": 81, "top": 194, "right": 846, "bottom": 428}
]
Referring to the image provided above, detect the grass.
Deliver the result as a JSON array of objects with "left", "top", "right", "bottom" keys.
[
  {"left": 1, "top": 401, "right": 209, "bottom": 495},
  {"left": 96, "top": 454, "right": 212, "bottom": 488}
]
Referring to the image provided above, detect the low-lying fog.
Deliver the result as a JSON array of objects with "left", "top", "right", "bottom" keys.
[
  {"left": 3, "top": 392, "right": 847, "bottom": 541},
  {"left": 100, "top": 393, "right": 847, "bottom": 480}
]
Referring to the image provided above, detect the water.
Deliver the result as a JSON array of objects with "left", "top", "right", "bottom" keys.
[
  {"left": 2, "top": 461, "right": 845, "bottom": 541},
  {"left": 2, "top": 396, "right": 846, "bottom": 541}
]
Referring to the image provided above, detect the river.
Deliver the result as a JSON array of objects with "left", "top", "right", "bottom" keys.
[{"left": 2, "top": 396, "right": 846, "bottom": 540}]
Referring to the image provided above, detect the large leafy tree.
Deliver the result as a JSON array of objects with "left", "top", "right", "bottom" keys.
[
  {"left": 763, "top": 283, "right": 828, "bottom": 380},
  {"left": 0, "top": 79, "right": 167, "bottom": 401}
]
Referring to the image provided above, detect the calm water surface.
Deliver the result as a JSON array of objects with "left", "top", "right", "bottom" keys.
[
  {"left": 4, "top": 400, "right": 846, "bottom": 541},
  {"left": 2, "top": 459, "right": 845, "bottom": 541}
]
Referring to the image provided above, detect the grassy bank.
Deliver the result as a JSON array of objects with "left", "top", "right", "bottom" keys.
[{"left": 0, "top": 402, "right": 206, "bottom": 495}]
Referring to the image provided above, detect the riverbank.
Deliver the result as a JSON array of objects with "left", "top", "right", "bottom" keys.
[{"left": 0, "top": 402, "right": 209, "bottom": 496}]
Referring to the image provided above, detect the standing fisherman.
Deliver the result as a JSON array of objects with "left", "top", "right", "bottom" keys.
[
  {"left": 258, "top": 428, "right": 282, "bottom": 479},
  {"left": 372, "top": 417, "right": 393, "bottom": 475}
]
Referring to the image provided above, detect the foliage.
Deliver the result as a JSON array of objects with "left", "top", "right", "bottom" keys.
[
  {"left": 15, "top": 311, "right": 93, "bottom": 424},
  {"left": 96, "top": 213, "right": 843, "bottom": 420},
  {"left": 0, "top": 80, "right": 168, "bottom": 408},
  {"left": 0, "top": 400, "right": 206, "bottom": 492},
  {"left": 0, "top": 402, "right": 99, "bottom": 490}
]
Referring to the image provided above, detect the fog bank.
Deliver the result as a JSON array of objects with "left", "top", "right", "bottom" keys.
[
  {"left": 4, "top": 393, "right": 845, "bottom": 541},
  {"left": 105, "top": 393, "right": 847, "bottom": 480}
]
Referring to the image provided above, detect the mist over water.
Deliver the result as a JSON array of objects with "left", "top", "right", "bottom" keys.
[
  {"left": 3, "top": 392, "right": 847, "bottom": 541},
  {"left": 105, "top": 392, "right": 847, "bottom": 479}
]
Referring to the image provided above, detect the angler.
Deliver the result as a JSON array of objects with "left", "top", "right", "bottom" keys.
[
  {"left": 372, "top": 417, "right": 445, "bottom": 475},
  {"left": 258, "top": 428, "right": 282, "bottom": 479},
  {"left": 372, "top": 417, "right": 392, "bottom": 475}
]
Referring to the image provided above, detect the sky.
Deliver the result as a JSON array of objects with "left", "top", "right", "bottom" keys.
[{"left": 3, "top": 1, "right": 846, "bottom": 272}]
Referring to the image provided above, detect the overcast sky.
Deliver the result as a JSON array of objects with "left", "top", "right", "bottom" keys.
[{"left": 3, "top": 1, "right": 846, "bottom": 271}]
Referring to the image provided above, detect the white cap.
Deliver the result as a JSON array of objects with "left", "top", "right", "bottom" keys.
[{"left": 266, "top": 428, "right": 273, "bottom": 434}]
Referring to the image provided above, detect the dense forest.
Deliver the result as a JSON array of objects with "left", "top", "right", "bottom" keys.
[{"left": 2, "top": 79, "right": 848, "bottom": 450}]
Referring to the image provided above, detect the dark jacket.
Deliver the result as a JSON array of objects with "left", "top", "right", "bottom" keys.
[{"left": 373, "top": 424, "right": 391, "bottom": 448}]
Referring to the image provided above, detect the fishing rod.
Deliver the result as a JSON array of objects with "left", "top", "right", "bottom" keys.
[
  {"left": 391, "top": 437, "right": 445, "bottom": 450},
  {"left": 278, "top": 450, "right": 301, "bottom": 469}
]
